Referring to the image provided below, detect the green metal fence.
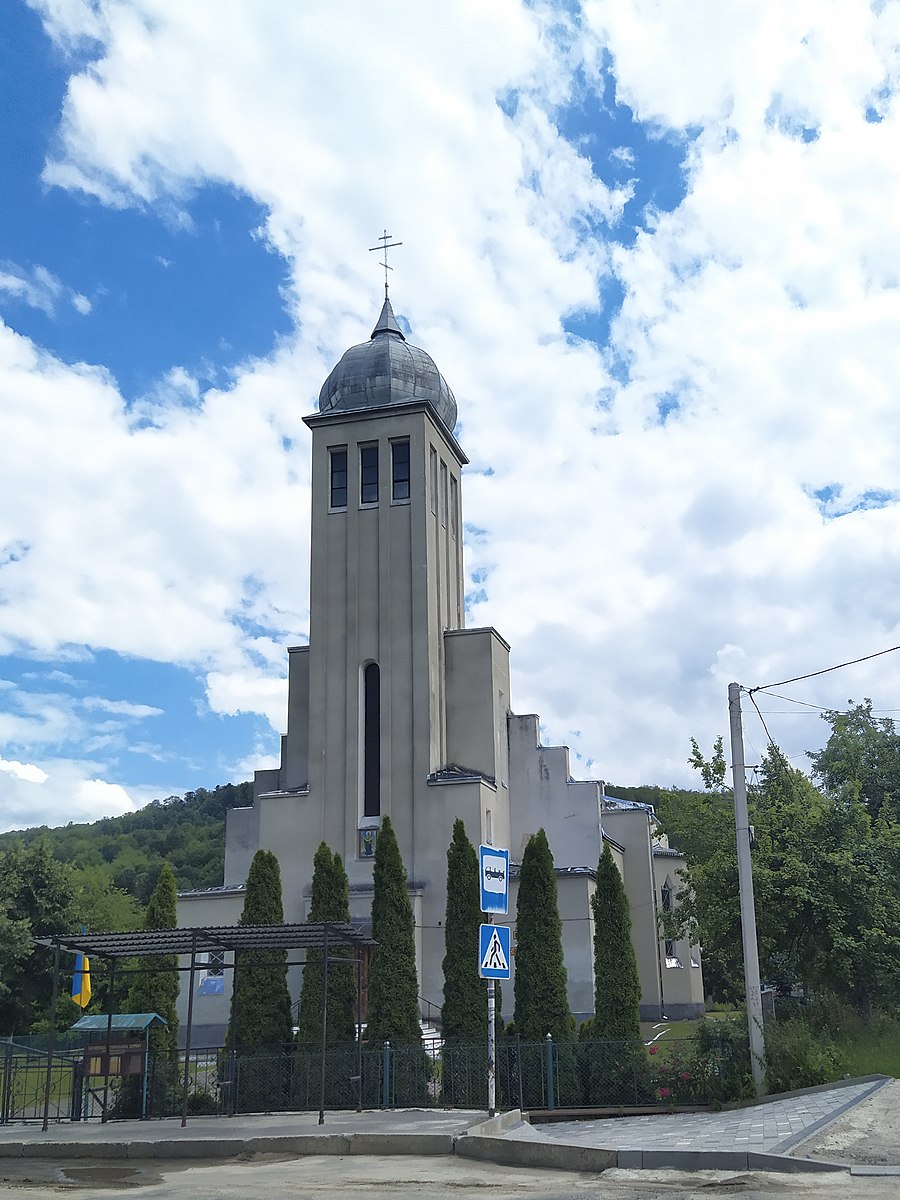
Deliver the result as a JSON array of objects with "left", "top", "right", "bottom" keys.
[{"left": 2, "top": 1030, "right": 750, "bottom": 1123}]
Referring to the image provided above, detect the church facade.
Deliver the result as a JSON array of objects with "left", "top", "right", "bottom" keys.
[{"left": 177, "top": 295, "right": 704, "bottom": 1039}]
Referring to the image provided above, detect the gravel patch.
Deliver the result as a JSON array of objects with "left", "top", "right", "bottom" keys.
[{"left": 790, "top": 1079, "right": 900, "bottom": 1166}]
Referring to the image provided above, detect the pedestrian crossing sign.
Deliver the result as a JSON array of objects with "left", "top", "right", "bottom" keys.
[{"left": 478, "top": 923, "right": 511, "bottom": 980}]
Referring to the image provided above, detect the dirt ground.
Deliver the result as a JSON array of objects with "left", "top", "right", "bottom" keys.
[
  {"left": 0, "top": 1156, "right": 899, "bottom": 1200},
  {"left": 793, "top": 1078, "right": 900, "bottom": 1165}
]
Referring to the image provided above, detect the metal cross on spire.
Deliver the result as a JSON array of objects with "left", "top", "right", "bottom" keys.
[{"left": 368, "top": 229, "right": 403, "bottom": 297}]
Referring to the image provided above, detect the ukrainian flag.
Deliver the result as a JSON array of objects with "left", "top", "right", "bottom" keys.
[{"left": 72, "top": 952, "right": 91, "bottom": 1008}]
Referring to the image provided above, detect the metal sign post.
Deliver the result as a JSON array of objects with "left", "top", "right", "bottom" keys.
[
  {"left": 487, "top": 978, "right": 496, "bottom": 1117},
  {"left": 478, "top": 843, "right": 510, "bottom": 1118}
]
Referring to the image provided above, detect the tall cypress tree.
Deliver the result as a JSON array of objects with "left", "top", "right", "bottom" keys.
[
  {"left": 295, "top": 842, "right": 357, "bottom": 1046},
  {"left": 592, "top": 842, "right": 642, "bottom": 1042},
  {"left": 125, "top": 863, "right": 179, "bottom": 1053},
  {"left": 440, "top": 819, "right": 484, "bottom": 1041},
  {"left": 581, "top": 843, "right": 645, "bottom": 1104},
  {"left": 367, "top": 816, "right": 422, "bottom": 1045},
  {"left": 228, "top": 850, "right": 292, "bottom": 1050},
  {"left": 513, "top": 829, "right": 572, "bottom": 1041},
  {"left": 120, "top": 863, "right": 179, "bottom": 1115},
  {"left": 440, "top": 819, "right": 487, "bottom": 1106}
]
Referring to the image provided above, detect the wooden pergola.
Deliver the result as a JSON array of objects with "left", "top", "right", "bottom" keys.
[{"left": 38, "top": 922, "right": 375, "bottom": 1130}]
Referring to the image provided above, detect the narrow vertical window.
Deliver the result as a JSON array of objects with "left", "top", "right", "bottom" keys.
[
  {"left": 449, "top": 475, "right": 458, "bottom": 538},
  {"left": 440, "top": 461, "right": 448, "bottom": 526},
  {"left": 430, "top": 447, "right": 438, "bottom": 514},
  {"left": 360, "top": 444, "right": 378, "bottom": 505},
  {"left": 363, "top": 663, "right": 381, "bottom": 817},
  {"left": 391, "top": 439, "right": 410, "bottom": 502},
  {"left": 330, "top": 448, "right": 348, "bottom": 509}
]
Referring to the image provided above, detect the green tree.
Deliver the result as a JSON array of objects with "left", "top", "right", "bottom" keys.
[
  {"left": 809, "top": 699, "right": 900, "bottom": 818},
  {"left": 0, "top": 901, "right": 31, "bottom": 1027},
  {"left": 440, "top": 819, "right": 485, "bottom": 1042},
  {"left": 124, "top": 863, "right": 179, "bottom": 1049},
  {"left": 367, "top": 817, "right": 423, "bottom": 1047},
  {"left": 72, "top": 866, "right": 144, "bottom": 935},
  {"left": 440, "top": 819, "right": 486, "bottom": 1106},
  {"left": 671, "top": 740, "right": 900, "bottom": 1013},
  {"left": 118, "top": 863, "right": 180, "bottom": 1115},
  {"left": 513, "top": 829, "right": 572, "bottom": 1041},
  {"left": 591, "top": 843, "right": 641, "bottom": 1041},
  {"left": 0, "top": 840, "right": 76, "bottom": 1033},
  {"left": 228, "top": 850, "right": 293, "bottom": 1051},
  {"left": 580, "top": 843, "right": 645, "bottom": 1104},
  {"left": 295, "top": 842, "right": 356, "bottom": 1046}
]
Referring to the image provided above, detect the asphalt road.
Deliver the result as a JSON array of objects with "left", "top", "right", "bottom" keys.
[{"left": 0, "top": 1156, "right": 897, "bottom": 1200}]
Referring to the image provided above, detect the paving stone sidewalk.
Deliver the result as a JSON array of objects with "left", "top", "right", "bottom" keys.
[{"left": 509, "top": 1079, "right": 885, "bottom": 1156}]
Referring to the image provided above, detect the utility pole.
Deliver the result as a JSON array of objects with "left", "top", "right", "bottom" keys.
[{"left": 728, "top": 682, "right": 767, "bottom": 1096}]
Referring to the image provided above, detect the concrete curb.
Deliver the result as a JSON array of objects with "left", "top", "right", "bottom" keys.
[
  {"left": 348, "top": 1133, "right": 454, "bottom": 1156},
  {"left": 0, "top": 1131, "right": 456, "bottom": 1162},
  {"left": 611, "top": 1148, "right": 843, "bottom": 1174},
  {"left": 465, "top": 1109, "right": 524, "bottom": 1137},
  {"left": 455, "top": 1133, "right": 616, "bottom": 1173},
  {"left": 0, "top": 1130, "right": 857, "bottom": 1176}
]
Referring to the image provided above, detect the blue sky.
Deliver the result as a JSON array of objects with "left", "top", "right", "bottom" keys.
[{"left": 2, "top": 0, "right": 900, "bottom": 831}]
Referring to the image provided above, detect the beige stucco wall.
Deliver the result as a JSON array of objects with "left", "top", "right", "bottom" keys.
[
  {"left": 175, "top": 888, "right": 245, "bottom": 1041},
  {"left": 653, "top": 851, "right": 705, "bottom": 1017},
  {"left": 507, "top": 713, "right": 603, "bottom": 870}
]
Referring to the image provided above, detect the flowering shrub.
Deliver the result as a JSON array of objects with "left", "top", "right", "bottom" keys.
[{"left": 649, "top": 1056, "right": 696, "bottom": 1105}]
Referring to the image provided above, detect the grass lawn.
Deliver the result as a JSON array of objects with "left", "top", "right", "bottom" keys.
[
  {"left": 641, "top": 1019, "right": 700, "bottom": 1044},
  {"left": 836, "top": 1022, "right": 900, "bottom": 1078}
]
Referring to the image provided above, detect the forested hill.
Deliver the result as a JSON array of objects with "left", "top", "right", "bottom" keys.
[
  {"left": 0, "top": 782, "right": 252, "bottom": 903},
  {"left": 0, "top": 780, "right": 684, "bottom": 908}
]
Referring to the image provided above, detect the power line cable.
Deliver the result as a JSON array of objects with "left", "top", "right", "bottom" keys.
[
  {"left": 746, "top": 689, "right": 794, "bottom": 777},
  {"left": 751, "top": 643, "right": 900, "bottom": 693}
]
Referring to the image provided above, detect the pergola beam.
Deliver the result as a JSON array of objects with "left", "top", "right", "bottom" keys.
[{"left": 37, "top": 922, "right": 375, "bottom": 1129}]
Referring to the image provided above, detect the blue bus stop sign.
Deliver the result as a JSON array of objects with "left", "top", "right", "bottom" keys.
[{"left": 479, "top": 845, "right": 509, "bottom": 914}]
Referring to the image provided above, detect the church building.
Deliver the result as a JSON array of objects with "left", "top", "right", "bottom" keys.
[{"left": 177, "top": 290, "right": 704, "bottom": 1039}]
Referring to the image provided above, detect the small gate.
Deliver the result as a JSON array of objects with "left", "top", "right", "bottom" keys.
[{"left": 0, "top": 1043, "right": 80, "bottom": 1123}]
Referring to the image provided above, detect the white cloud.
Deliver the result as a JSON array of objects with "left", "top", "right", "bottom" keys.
[
  {"left": 1, "top": 0, "right": 899, "bottom": 833},
  {"left": 0, "top": 261, "right": 91, "bottom": 317},
  {"left": 82, "top": 697, "right": 164, "bottom": 719},
  {"left": 0, "top": 756, "right": 48, "bottom": 784},
  {"left": 0, "top": 756, "right": 142, "bottom": 833}
]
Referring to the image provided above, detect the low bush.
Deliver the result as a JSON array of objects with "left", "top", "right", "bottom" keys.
[
  {"left": 686, "top": 1017, "right": 753, "bottom": 1105},
  {"left": 764, "top": 1016, "right": 846, "bottom": 1094},
  {"left": 185, "top": 1089, "right": 218, "bottom": 1115}
]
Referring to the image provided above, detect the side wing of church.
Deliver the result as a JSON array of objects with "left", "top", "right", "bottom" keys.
[{"left": 177, "top": 294, "right": 704, "bottom": 1040}]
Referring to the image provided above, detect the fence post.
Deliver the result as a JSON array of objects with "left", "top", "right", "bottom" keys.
[
  {"left": 544, "top": 1034, "right": 555, "bottom": 1110},
  {"left": 516, "top": 1033, "right": 524, "bottom": 1111},
  {"left": 633, "top": 1042, "right": 639, "bottom": 1105},
  {"left": 2, "top": 1038, "right": 12, "bottom": 1125},
  {"left": 381, "top": 1041, "right": 391, "bottom": 1108}
]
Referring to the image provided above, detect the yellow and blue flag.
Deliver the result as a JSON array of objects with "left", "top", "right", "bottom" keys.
[{"left": 72, "top": 952, "right": 91, "bottom": 1008}]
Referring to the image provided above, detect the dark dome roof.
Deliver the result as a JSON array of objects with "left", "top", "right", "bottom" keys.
[{"left": 317, "top": 296, "right": 457, "bottom": 432}]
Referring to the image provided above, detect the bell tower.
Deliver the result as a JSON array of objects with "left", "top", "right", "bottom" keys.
[{"left": 299, "top": 293, "right": 467, "bottom": 872}]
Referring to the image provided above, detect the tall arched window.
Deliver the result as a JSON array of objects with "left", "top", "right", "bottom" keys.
[{"left": 363, "top": 663, "right": 381, "bottom": 817}]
